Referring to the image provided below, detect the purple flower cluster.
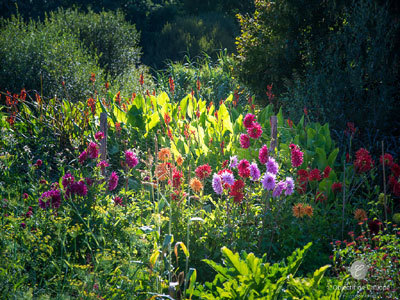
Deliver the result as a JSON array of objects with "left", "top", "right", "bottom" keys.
[
  {"left": 212, "top": 174, "right": 223, "bottom": 195},
  {"left": 266, "top": 157, "right": 279, "bottom": 175},
  {"left": 221, "top": 171, "right": 235, "bottom": 186},
  {"left": 125, "top": 151, "right": 139, "bottom": 168},
  {"left": 249, "top": 162, "right": 260, "bottom": 181},
  {"left": 39, "top": 189, "right": 61, "bottom": 209},
  {"left": 87, "top": 142, "right": 99, "bottom": 159},
  {"left": 108, "top": 172, "right": 119, "bottom": 191}
]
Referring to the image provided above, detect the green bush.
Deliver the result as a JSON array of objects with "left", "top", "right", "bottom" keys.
[
  {"left": 281, "top": 0, "right": 399, "bottom": 133},
  {"left": 0, "top": 15, "right": 104, "bottom": 100},
  {"left": 48, "top": 8, "right": 142, "bottom": 76}
]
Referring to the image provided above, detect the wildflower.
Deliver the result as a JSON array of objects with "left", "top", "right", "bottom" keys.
[
  {"left": 273, "top": 181, "right": 286, "bottom": 198},
  {"left": 287, "top": 118, "right": 293, "bottom": 128},
  {"left": 114, "top": 196, "right": 123, "bottom": 206},
  {"left": 108, "top": 172, "right": 119, "bottom": 191},
  {"left": 79, "top": 150, "right": 88, "bottom": 164},
  {"left": 230, "top": 180, "right": 245, "bottom": 203},
  {"left": 105, "top": 82, "right": 110, "bottom": 90},
  {"left": 309, "top": 169, "right": 322, "bottom": 181},
  {"left": 85, "top": 177, "right": 94, "bottom": 186},
  {"left": 238, "top": 159, "right": 250, "bottom": 178},
  {"left": 176, "top": 155, "right": 184, "bottom": 167},
  {"left": 139, "top": 73, "right": 144, "bottom": 86},
  {"left": 290, "top": 144, "right": 304, "bottom": 167},
  {"left": 62, "top": 173, "right": 75, "bottom": 188},
  {"left": 247, "top": 122, "right": 263, "bottom": 139},
  {"left": 196, "top": 78, "right": 201, "bottom": 91},
  {"left": 195, "top": 164, "right": 212, "bottom": 180},
  {"left": 323, "top": 166, "right": 332, "bottom": 178},
  {"left": 172, "top": 170, "right": 183, "bottom": 189},
  {"left": 87, "top": 97, "right": 96, "bottom": 114},
  {"left": 115, "top": 122, "right": 121, "bottom": 134},
  {"left": 34, "top": 159, "right": 43, "bottom": 167},
  {"left": 190, "top": 178, "right": 203, "bottom": 193},
  {"left": 368, "top": 219, "right": 382, "bottom": 235},
  {"left": 285, "top": 177, "right": 294, "bottom": 195},
  {"left": 39, "top": 189, "right": 61, "bottom": 209},
  {"left": 169, "top": 77, "right": 175, "bottom": 93},
  {"left": 243, "top": 114, "right": 256, "bottom": 129},
  {"left": 354, "top": 148, "right": 374, "bottom": 173},
  {"left": 391, "top": 163, "right": 400, "bottom": 178},
  {"left": 229, "top": 156, "right": 238, "bottom": 169},
  {"left": 87, "top": 142, "right": 99, "bottom": 159},
  {"left": 155, "top": 163, "right": 172, "bottom": 181},
  {"left": 239, "top": 133, "right": 250, "bottom": 149},
  {"left": 23, "top": 193, "right": 29, "bottom": 200},
  {"left": 380, "top": 153, "right": 393, "bottom": 167},
  {"left": 293, "top": 203, "right": 305, "bottom": 218},
  {"left": 266, "top": 157, "right": 279, "bottom": 175},
  {"left": 95, "top": 131, "right": 104, "bottom": 141},
  {"left": 220, "top": 170, "right": 235, "bottom": 186},
  {"left": 67, "top": 180, "right": 88, "bottom": 197},
  {"left": 262, "top": 172, "right": 276, "bottom": 191},
  {"left": 125, "top": 151, "right": 139, "bottom": 168},
  {"left": 304, "top": 205, "right": 313, "bottom": 217},
  {"left": 354, "top": 209, "right": 367, "bottom": 221},
  {"left": 389, "top": 176, "right": 400, "bottom": 196},
  {"left": 259, "top": 145, "right": 269, "bottom": 164},
  {"left": 97, "top": 160, "right": 109, "bottom": 171},
  {"left": 164, "top": 113, "right": 171, "bottom": 125},
  {"left": 315, "top": 191, "right": 327, "bottom": 203},
  {"left": 212, "top": 174, "right": 223, "bottom": 195},
  {"left": 158, "top": 148, "right": 171, "bottom": 162},
  {"left": 249, "top": 162, "right": 261, "bottom": 181},
  {"left": 332, "top": 182, "right": 343, "bottom": 194},
  {"left": 21, "top": 222, "right": 26, "bottom": 229}
]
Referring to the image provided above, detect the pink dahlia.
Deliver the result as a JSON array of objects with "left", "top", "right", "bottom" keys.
[
  {"left": 247, "top": 122, "right": 263, "bottom": 139},
  {"left": 243, "top": 113, "right": 256, "bottom": 129},
  {"left": 108, "top": 172, "right": 119, "bottom": 191},
  {"left": 259, "top": 145, "right": 269, "bottom": 164},
  {"left": 240, "top": 134, "right": 250, "bottom": 149}
]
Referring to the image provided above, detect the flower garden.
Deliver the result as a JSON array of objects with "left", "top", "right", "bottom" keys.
[
  {"left": 1, "top": 1, "right": 400, "bottom": 299},
  {"left": 1, "top": 82, "right": 399, "bottom": 299}
]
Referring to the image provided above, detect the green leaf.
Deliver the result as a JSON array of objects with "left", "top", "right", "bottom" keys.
[{"left": 327, "top": 148, "right": 339, "bottom": 167}]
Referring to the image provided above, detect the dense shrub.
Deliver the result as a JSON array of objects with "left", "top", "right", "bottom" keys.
[
  {"left": 49, "top": 8, "right": 141, "bottom": 76},
  {"left": 143, "top": 12, "right": 238, "bottom": 69},
  {"left": 281, "top": 0, "right": 399, "bottom": 133},
  {"left": 0, "top": 15, "right": 104, "bottom": 100}
]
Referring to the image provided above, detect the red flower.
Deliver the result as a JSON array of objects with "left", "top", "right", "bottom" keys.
[
  {"left": 230, "top": 180, "right": 245, "bottom": 203},
  {"left": 309, "top": 169, "right": 322, "bottom": 181},
  {"left": 391, "top": 163, "right": 400, "bottom": 178},
  {"left": 164, "top": 113, "right": 171, "bottom": 125},
  {"left": 243, "top": 114, "right": 256, "bottom": 129},
  {"left": 139, "top": 73, "right": 144, "bottom": 86},
  {"left": 172, "top": 170, "right": 183, "bottom": 189},
  {"left": 169, "top": 77, "right": 175, "bottom": 93},
  {"left": 389, "top": 176, "right": 400, "bottom": 197},
  {"left": 368, "top": 219, "right": 383, "bottom": 235},
  {"left": 380, "top": 153, "right": 394, "bottom": 167},
  {"left": 195, "top": 164, "right": 212, "bottom": 180},
  {"left": 238, "top": 159, "right": 250, "bottom": 178},
  {"left": 323, "top": 166, "right": 332, "bottom": 178},
  {"left": 290, "top": 144, "right": 304, "bottom": 167},
  {"left": 354, "top": 148, "right": 374, "bottom": 173},
  {"left": 297, "top": 169, "right": 309, "bottom": 181},
  {"left": 331, "top": 182, "right": 343, "bottom": 194},
  {"left": 247, "top": 122, "right": 263, "bottom": 139},
  {"left": 240, "top": 134, "right": 250, "bottom": 148},
  {"left": 315, "top": 191, "right": 327, "bottom": 203},
  {"left": 287, "top": 118, "right": 293, "bottom": 128}
]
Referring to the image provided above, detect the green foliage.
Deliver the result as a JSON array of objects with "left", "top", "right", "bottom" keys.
[
  {"left": 48, "top": 8, "right": 141, "bottom": 76},
  {"left": 194, "top": 243, "right": 344, "bottom": 299},
  {"left": 156, "top": 52, "right": 243, "bottom": 105},
  {"left": 144, "top": 12, "right": 238, "bottom": 69},
  {"left": 0, "top": 14, "right": 104, "bottom": 100},
  {"left": 282, "top": 0, "right": 399, "bottom": 132}
]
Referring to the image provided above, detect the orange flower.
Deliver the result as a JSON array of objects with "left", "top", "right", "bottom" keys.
[
  {"left": 293, "top": 203, "right": 305, "bottom": 218},
  {"left": 158, "top": 148, "right": 171, "bottom": 162},
  {"left": 176, "top": 155, "right": 184, "bottom": 167},
  {"left": 304, "top": 205, "right": 313, "bottom": 217},
  {"left": 155, "top": 162, "right": 172, "bottom": 181},
  {"left": 190, "top": 178, "right": 203, "bottom": 193},
  {"left": 354, "top": 209, "right": 367, "bottom": 222}
]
